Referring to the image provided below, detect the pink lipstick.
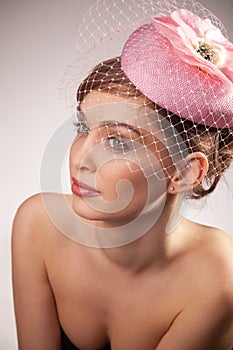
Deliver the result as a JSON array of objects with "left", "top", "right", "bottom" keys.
[{"left": 71, "top": 177, "right": 101, "bottom": 197}]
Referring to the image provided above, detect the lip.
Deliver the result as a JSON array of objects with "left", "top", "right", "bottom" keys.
[{"left": 71, "top": 177, "right": 101, "bottom": 197}]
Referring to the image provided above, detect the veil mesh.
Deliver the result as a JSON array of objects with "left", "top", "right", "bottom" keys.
[
  {"left": 60, "top": 0, "right": 227, "bottom": 107},
  {"left": 60, "top": 0, "right": 233, "bottom": 198}
]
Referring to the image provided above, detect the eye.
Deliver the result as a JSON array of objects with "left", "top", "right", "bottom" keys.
[
  {"left": 73, "top": 121, "right": 90, "bottom": 134},
  {"left": 107, "top": 137, "right": 131, "bottom": 151}
]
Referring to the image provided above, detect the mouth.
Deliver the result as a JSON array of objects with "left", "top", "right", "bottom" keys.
[{"left": 71, "top": 177, "right": 101, "bottom": 197}]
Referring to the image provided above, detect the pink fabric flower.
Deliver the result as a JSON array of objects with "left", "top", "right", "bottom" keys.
[{"left": 153, "top": 9, "right": 233, "bottom": 88}]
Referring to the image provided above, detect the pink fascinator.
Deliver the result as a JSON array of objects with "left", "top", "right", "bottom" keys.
[
  {"left": 121, "top": 8, "right": 233, "bottom": 128},
  {"left": 61, "top": 0, "right": 233, "bottom": 129}
]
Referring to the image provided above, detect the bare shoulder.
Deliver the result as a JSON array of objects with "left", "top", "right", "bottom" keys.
[
  {"left": 11, "top": 192, "right": 74, "bottom": 284},
  {"left": 12, "top": 192, "right": 71, "bottom": 246},
  {"left": 184, "top": 218, "right": 233, "bottom": 262},
  {"left": 165, "top": 221, "right": 233, "bottom": 349},
  {"left": 205, "top": 226, "right": 233, "bottom": 300},
  {"left": 204, "top": 226, "right": 233, "bottom": 310},
  {"left": 14, "top": 193, "right": 46, "bottom": 219},
  {"left": 13, "top": 193, "right": 50, "bottom": 236},
  {"left": 184, "top": 220, "right": 233, "bottom": 306},
  {"left": 199, "top": 224, "right": 233, "bottom": 272},
  {"left": 12, "top": 193, "right": 64, "bottom": 349}
]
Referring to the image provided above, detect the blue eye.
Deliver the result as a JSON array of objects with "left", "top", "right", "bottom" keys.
[
  {"left": 73, "top": 121, "right": 90, "bottom": 134},
  {"left": 108, "top": 137, "right": 131, "bottom": 151}
]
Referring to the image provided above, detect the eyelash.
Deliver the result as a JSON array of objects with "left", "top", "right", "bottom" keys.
[
  {"left": 73, "top": 121, "right": 132, "bottom": 152},
  {"left": 73, "top": 121, "right": 90, "bottom": 134},
  {"left": 107, "top": 136, "right": 131, "bottom": 151}
]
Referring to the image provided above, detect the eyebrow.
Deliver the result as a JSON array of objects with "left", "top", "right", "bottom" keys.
[{"left": 99, "top": 120, "right": 141, "bottom": 136}]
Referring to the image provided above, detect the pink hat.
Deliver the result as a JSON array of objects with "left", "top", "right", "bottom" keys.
[{"left": 121, "top": 9, "right": 233, "bottom": 128}]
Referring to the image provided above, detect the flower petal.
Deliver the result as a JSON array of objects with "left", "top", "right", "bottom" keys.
[{"left": 152, "top": 9, "right": 233, "bottom": 88}]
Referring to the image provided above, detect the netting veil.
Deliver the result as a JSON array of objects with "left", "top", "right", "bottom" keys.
[
  {"left": 60, "top": 0, "right": 233, "bottom": 189},
  {"left": 41, "top": 0, "right": 233, "bottom": 247}
]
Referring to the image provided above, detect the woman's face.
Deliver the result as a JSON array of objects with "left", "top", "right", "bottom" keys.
[{"left": 69, "top": 91, "right": 176, "bottom": 226}]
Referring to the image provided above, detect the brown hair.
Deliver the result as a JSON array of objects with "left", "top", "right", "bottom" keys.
[{"left": 77, "top": 57, "right": 233, "bottom": 199}]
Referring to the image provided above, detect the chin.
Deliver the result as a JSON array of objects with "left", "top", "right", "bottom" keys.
[{"left": 71, "top": 195, "right": 142, "bottom": 227}]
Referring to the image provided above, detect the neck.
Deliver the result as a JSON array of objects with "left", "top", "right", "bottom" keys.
[{"left": 99, "top": 194, "right": 184, "bottom": 274}]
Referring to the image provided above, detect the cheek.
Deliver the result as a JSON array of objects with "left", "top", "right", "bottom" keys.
[{"left": 97, "top": 161, "right": 148, "bottom": 201}]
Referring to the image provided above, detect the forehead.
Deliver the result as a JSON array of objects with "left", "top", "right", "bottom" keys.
[
  {"left": 80, "top": 91, "right": 151, "bottom": 109},
  {"left": 79, "top": 91, "right": 159, "bottom": 131}
]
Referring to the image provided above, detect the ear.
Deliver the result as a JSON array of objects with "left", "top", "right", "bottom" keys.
[{"left": 167, "top": 152, "right": 209, "bottom": 194}]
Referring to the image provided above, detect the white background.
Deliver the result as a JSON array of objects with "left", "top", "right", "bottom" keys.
[{"left": 1, "top": 0, "right": 233, "bottom": 348}]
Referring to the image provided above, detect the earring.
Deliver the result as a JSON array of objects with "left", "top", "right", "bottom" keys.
[{"left": 170, "top": 186, "right": 175, "bottom": 191}]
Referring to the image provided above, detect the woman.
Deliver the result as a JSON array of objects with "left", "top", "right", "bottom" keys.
[{"left": 12, "top": 1, "right": 233, "bottom": 349}]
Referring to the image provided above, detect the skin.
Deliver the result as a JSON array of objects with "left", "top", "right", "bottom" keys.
[{"left": 12, "top": 92, "right": 233, "bottom": 350}]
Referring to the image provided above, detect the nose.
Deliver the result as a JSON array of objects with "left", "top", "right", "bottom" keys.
[{"left": 70, "top": 131, "right": 99, "bottom": 173}]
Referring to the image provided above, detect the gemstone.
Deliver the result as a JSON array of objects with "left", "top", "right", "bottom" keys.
[{"left": 197, "top": 42, "right": 218, "bottom": 64}]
